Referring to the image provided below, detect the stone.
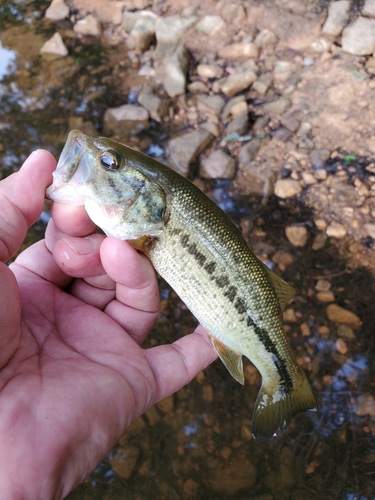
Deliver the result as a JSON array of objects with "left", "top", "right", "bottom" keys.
[
  {"left": 255, "top": 29, "right": 278, "bottom": 47},
  {"left": 309, "top": 148, "right": 331, "bottom": 168},
  {"left": 337, "top": 324, "right": 356, "bottom": 339},
  {"left": 253, "top": 73, "right": 272, "bottom": 95},
  {"left": 39, "top": 32, "right": 68, "bottom": 59},
  {"left": 162, "top": 45, "right": 189, "bottom": 97},
  {"left": 285, "top": 225, "right": 308, "bottom": 247},
  {"left": 122, "top": 10, "right": 158, "bottom": 33},
  {"left": 201, "top": 121, "right": 220, "bottom": 137},
  {"left": 209, "top": 459, "right": 257, "bottom": 495},
  {"left": 314, "top": 169, "right": 327, "bottom": 180},
  {"left": 335, "top": 338, "right": 348, "bottom": 354},
  {"left": 326, "top": 221, "right": 347, "bottom": 238},
  {"left": 196, "top": 64, "right": 223, "bottom": 79},
  {"left": 274, "top": 179, "right": 302, "bottom": 198},
  {"left": 217, "top": 42, "right": 258, "bottom": 60},
  {"left": 316, "top": 291, "right": 335, "bottom": 302},
  {"left": 274, "top": 60, "right": 296, "bottom": 82},
  {"left": 138, "top": 89, "right": 169, "bottom": 122},
  {"left": 45, "top": 0, "right": 69, "bottom": 21},
  {"left": 167, "top": 129, "right": 214, "bottom": 176},
  {"left": 221, "top": 3, "right": 247, "bottom": 24},
  {"left": 103, "top": 104, "right": 149, "bottom": 136},
  {"left": 363, "top": 0, "right": 375, "bottom": 17},
  {"left": 154, "top": 14, "right": 198, "bottom": 60},
  {"left": 156, "top": 395, "right": 174, "bottom": 413},
  {"left": 197, "top": 94, "right": 225, "bottom": 114},
  {"left": 353, "top": 393, "right": 375, "bottom": 417},
  {"left": 364, "top": 223, "right": 375, "bottom": 239},
  {"left": 73, "top": 14, "right": 101, "bottom": 36},
  {"left": 126, "top": 15, "right": 157, "bottom": 53},
  {"left": 222, "top": 96, "right": 246, "bottom": 119},
  {"left": 187, "top": 81, "right": 209, "bottom": 94},
  {"left": 272, "top": 250, "right": 294, "bottom": 271},
  {"left": 238, "top": 139, "right": 262, "bottom": 167},
  {"left": 200, "top": 150, "right": 236, "bottom": 179},
  {"left": 196, "top": 15, "right": 225, "bottom": 36},
  {"left": 272, "top": 127, "right": 292, "bottom": 143},
  {"left": 326, "top": 304, "right": 362, "bottom": 328},
  {"left": 225, "top": 112, "right": 248, "bottom": 136},
  {"left": 316, "top": 279, "right": 331, "bottom": 291},
  {"left": 311, "top": 37, "right": 332, "bottom": 53},
  {"left": 302, "top": 172, "right": 317, "bottom": 185},
  {"left": 281, "top": 114, "right": 300, "bottom": 132},
  {"left": 183, "top": 479, "right": 200, "bottom": 500},
  {"left": 366, "top": 57, "right": 375, "bottom": 74},
  {"left": 109, "top": 446, "right": 140, "bottom": 479},
  {"left": 218, "top": 71, "right": 257, "bottom": 97},
  {"left": 322, "top": 0, "right": 350, "bottom": 36},
  {"left": 261, "top": 97, "right": 292, "bottom": 116},
  {"left": 341, "top": 17, "right": 375, "bottom": 55}
]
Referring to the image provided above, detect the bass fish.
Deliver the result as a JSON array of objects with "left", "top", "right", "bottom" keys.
[{"left": 46, "top": 130, "right": 317, "bottom": 439}]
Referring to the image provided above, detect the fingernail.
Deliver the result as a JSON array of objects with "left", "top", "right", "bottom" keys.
[
  {"left": 62, "top": 237, "right": 97, "bottom": 255},
  {"left": 20, "top": 149, "right": 42, "bottom": 170}
]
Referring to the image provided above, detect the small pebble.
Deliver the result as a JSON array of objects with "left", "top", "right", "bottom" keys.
[
  {"left": 316, "top": 291, "right": 335, "bottom": 302},
  {"left": 285, "top": 225, "right": 308, "bottom": 247},
  {"left": 326, "top": 221, "right": 347, "bottom": 239},
  {"left": 326, "top": 304, "right": 362, "bottom": 328}
]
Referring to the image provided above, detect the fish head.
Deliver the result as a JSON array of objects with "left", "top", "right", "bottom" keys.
[{"left": 46, "top": 130, "right": 167, "bottom": 240}]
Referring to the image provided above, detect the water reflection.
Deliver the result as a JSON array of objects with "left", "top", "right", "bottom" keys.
[{"left": 0, "top": 41, "right": 16, "bottom": 80}]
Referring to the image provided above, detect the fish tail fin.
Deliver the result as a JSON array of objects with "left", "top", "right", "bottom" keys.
[{"left": 252, "top": 367, "right": 317, "bottom": 440}]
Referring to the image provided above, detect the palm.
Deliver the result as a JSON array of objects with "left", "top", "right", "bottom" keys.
[{"left": 0, "top": 150, "right": 217, "bottom": 499}]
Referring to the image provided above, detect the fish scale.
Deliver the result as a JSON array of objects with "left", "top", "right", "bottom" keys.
[{"left": 46, "top": 130, "right": 318, "bottom": 439}]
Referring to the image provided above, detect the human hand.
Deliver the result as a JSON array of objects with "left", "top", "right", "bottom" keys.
[{"left": 0, "top": 150, "right": 217, "bottom": 499}]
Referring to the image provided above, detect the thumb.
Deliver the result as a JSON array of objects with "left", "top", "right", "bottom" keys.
[{"left": 0, "top": 150, "right": 56, "bottom": 263}]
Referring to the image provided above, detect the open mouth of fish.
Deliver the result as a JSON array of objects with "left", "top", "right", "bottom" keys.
[{"left": 46, "top": 129, "right": 93, "bottom": 205}]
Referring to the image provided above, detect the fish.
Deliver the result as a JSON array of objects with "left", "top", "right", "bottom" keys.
[{"left": 46, "top": 130, "right": 317, "bottom": 439}]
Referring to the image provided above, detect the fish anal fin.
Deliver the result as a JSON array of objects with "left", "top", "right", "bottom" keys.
[
  {"left": 252, "top": 366, "right": 318, "bottom": 440},
  {"left": 208, "top": 335, "right": 244, "bottom": 385},
  {"left": 262, "top": 264, "right": 298, "bottom": 310}
]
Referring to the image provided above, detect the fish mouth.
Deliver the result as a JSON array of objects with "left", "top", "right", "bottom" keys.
[{"left": 46, "top": 130, "right": 92, "bottom": 205}]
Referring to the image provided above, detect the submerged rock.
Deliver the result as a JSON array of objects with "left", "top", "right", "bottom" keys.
[
  {"left": 200, "top": 150, "right": 236, "bottom": 179},
  {"left": 39, "top": 32, "right": 68, "bottom": 59},
  {"left": 167, "top": 128, "right": 214, "bottom": 176},
  {"left": 326, "top": 304, "right": 362, "bottom": 328}
]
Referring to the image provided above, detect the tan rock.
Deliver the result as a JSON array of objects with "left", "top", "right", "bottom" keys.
[{"left": 326, "top": 304, "right": 362, "bottom": 328}]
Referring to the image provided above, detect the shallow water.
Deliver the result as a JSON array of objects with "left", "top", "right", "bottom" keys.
[{"left": 1, "top": 2, "right": 375, "bottom": 499}]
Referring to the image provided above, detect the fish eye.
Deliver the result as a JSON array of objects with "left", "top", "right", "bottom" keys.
[{"left": 100, "top": 150, "right": 122, "bottom": 171}]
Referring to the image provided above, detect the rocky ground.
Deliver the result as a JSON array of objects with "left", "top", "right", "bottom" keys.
[{"left": 2, "top": 0, "right": 375, "bottom": 498}]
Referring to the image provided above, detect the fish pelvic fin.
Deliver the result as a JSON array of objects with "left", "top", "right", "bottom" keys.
[
  {"left": 262, "top": 263, "right": 298, "bottom": 310},
  {"left": 252, "top": 366, "right": 317, "bottom": 440},
  {"left": 208, "top": 335, "right": 244, "bottom": 385}
]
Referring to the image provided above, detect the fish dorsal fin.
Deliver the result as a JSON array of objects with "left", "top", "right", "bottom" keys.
[
  {"left": 208, "top": 335, "right": 244, "bottom": 385},
  {"left": 262, "top": 263, "right": 298, "bottom": 310}
]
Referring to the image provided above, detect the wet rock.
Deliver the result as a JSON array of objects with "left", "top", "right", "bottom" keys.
[
  {"left": 200, "top": 150, "right": 236, "bottom": 179},
  {"left": 326, "top": 304, "right": 362, "bottom": 328},
  {"left": 221, "top": 3, "right": 247, "bottom": 24},
  {"left": 335, "top": 338, "right": 348, "bottom": 355},
  {"left": 103, "top": 104, "right": 149, "bottom": 136},
  {"left": 337, "top": 324, "right": 356, "bottom": 339},
  {"left": 218, "top": 71, "right": 257, "bottom": 97},
  {"left": 326, "top": 221, "right": 347, "bottom": 238},
  {"left": 126, "top": 15, "right": 157, "bottom": 53},
  {"left": 341, "top": 17, "right": 375, "bottom": 55},
  {"left": 183, "top": 479, "right": 200, "bottom": 500},
  {"left": 162, "top": 45, "right": 189, "bottom": 97},
  {"left": 197, "top": 94, "right": 225, "bottom": 114},
  {"left": 222, "top": 95, "right": 246, "bottom": 119},
  {"left": 285, "top": 225, "right": 308, "bottom": 247},
  {"left": 353, "top": 393, "right": 375, "bottom": 417},
  {"left": 316, "top": 279, "right": 331, "bottom": 291},
  {"left": 45, "top": 0, "right": 69, "bottom": 21},
  {"left": 274, "top": 179, "right": 302, "bottom": 198},
  {"left": 284, "top": 308, "right": 298, "bottom": 322},
  {"left": 301, "top": 322, "right": 311, "bottom": 336},
  {"left": 167, "top": 128, "right": 214, "bottom": 176},
  {"left": 261, "top": 97, "right": 292, "bottom": 116},
  {"left": 196, "top": 15, "right": 225, "bottom": 36},
  {"left": 196, "top": 63, "right": 224, "bottom": 79},
  {"left": 272, "top": 250, "right": 294, "bottom": 271},
  {"left": 154, "top": 14, "right": 197, "bottom": 60},
  {"left": 321, "top": 0, "right": 350, "bottom": 36},
  {"left": 217, "top": 42, "right": 258, "bottom": 60},
  {"left": 317, "top": 291, "right": 335, "bottom": 302},
  {"left": 39, "top": 32, "right": 68, "bottom": 59},
  {"left": 209, "top": 458, "right": 257, "bottom": 495},
  {"left": 188, "top": 81, "right": 209, "bottom": 94},
  {"left": 255, "top": 29, "right": 278, "bottom": 48},
  {"left": 138, "top": 89, "right": 169, "bottom": 122},
  {"left": 309, "top": 148, "right": 331, "bottom": 168},
  {"left": 364, "top": 223, "right": 375, "bottom": 239},
  {"left": 238, "top": 138, "right": 262, "bottom": 167},
  {"left": 109, "top": 446, "right": 140, "bottom": 479},
  {"left": 273, "top": 60, "right": 296, "bottom": 82},
  {"left": 363, "top": 0, "right": 375, "bottom": 17},
  {"left": 225, "top": 112, "right": 248, "bottom": 136},
  {"left": 73, "top": 14, "right": 101, "bottom": 36},
  {"left": 157, "top": 395, "right": 174, "bottom": 413}
]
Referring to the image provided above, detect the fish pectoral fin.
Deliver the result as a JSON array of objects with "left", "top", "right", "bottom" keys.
[
  {"left": 262, "top": 263, "right": 298, "bottom": 310},
  {"left": 208, "top": 335, "right": 244, "bottom": 385}
]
